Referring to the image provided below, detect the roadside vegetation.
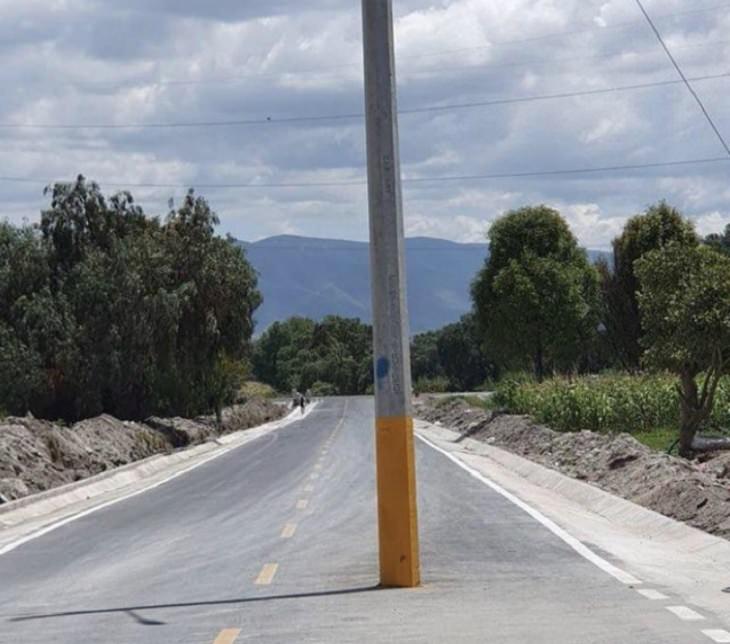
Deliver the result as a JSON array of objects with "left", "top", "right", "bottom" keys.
[
  {"left": 488, "top": 373, "right": 730, "bottom": 448},
  {"left": 0, "top": 177, "right": 261, "bottom": 422},
  {"left": 468, "top": 204, "right": 730, "bottom": 457},
  {"left": 3, "top": 176, "right": 727, "bottom": 461},
  {"left": 250, "top": 202, "right": 730, "bottom": 458},
  {"left": 252, "top": 316, "right": 373, "bottom": 396},
  {"left": 251, "top": 312, "right": 494, "bottom": 396}
]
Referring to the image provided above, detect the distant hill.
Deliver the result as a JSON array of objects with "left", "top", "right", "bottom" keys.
[{"left": 238, "top": 235, "right": 610, "bottom": 335}]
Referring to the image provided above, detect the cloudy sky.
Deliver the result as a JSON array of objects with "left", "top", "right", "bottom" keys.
[{"left": 1, "top": 0, "right": 728, "bottom": 249}]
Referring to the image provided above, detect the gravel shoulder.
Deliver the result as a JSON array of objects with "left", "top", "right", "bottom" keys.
[
  {"left": 416, "top": 397, "right": 730, "bottom": 540},
  {"left": 0, "top": 398, "right": 286, "bottom": 503}
]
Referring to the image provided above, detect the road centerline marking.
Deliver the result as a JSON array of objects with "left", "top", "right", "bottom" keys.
[
  {"left": 213, "top": 629, "right": 241, "bottom": 644},
  {"left": 666, "top": 606, "right": 705, "bottom": 621},
  {"left": 703, "top": 629, "right": 730, "bottom": 643},
  {"left": 281, "top": 523, "right": 297, "bottom": 539},
  {"left": 255, "top": 563, "right": 279, "bottom": 585},
  {"left": 303, "top": 484, "right": 314, "bottom": 492},
  {"left": 296, "top": 499, "right": 309, "bottom": 510},
  {"left": 310, "top": 472, "right": 319, "bottom": 480}
]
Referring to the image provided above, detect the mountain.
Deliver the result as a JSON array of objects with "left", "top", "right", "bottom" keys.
[{"left": 239, "top": 235, "right": 610, "bottom": 335}]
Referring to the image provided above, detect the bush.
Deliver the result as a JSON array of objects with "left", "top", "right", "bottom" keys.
[
  {"left": 238, "top": 381, "right": 277, "bottom": 400},
  {"left": 414, "top": 376, "right": 450, "bottom": 394},
  {"left": 310, "top": 381, "right": 338, "bottom": 397}
]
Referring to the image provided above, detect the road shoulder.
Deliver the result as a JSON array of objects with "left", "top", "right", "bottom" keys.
[
  {"left": 416, "top": 419, "right": 730, "bottom": 628},
  {"left": 0, "top": 403, "right": 318, "bottom": 556}
]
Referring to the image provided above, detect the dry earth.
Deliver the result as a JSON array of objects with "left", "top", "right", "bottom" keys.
[
  {"left": 416, "top": 397, "right": 730, "bottom": 540},
  {"left": 0, "top": 398, "right": 286, "bottom": 503}
]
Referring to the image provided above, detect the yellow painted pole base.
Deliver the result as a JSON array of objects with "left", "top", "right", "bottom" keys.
[{"left": 375, "top": 415, "right": 420, "bottom": 588}]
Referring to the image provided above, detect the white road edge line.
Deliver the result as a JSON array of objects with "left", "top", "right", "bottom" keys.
[
  {"left": 702, "top": 629, "right": 730, "bottom": 643},
  {"left": 417, "top": 433, "right": 642, "bottom": 586},
  {"left": 666, "top": 606, "right": 705, "bottom": 621},
  {"left": 0, "top": 403, "right": 319, "bottom": 558}
]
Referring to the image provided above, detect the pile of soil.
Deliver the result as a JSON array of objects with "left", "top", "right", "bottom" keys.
[
  {"left": 0, "top": 399, "right": 286, "bottom": 504},
  {"left": 416, "top": 397, "right": 730, "bottom": 540}
]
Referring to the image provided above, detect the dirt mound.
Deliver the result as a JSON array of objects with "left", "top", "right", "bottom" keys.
[
  {"left": 0, "top": 398, "right": 286, "bottom": 504},
  {"left": 417, "top": 398, "right": 730, "bottom": 540}
]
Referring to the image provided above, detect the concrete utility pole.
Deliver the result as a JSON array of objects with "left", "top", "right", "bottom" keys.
[{"left": 361, "top": 0, "right": 420, "bottom": 588}]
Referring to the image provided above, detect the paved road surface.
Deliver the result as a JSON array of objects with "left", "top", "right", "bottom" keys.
[{"left": 0, "top": 398, "right": 713, "bottom": 642}]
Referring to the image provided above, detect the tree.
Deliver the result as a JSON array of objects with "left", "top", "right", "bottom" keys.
[
  {"left": 436, "top": 314, "right": 494, "bottom": 391},
  {"left": 0, "top": 177, "right": 261, "bottom": 421},
  {"left": 410, "top": 331, "right": 444, "bottom": 383},
  {"left": 253, "top": 317, "right": 317, "bottom": 392},
  {"left": 471, "top": 205, "right": 599, "bottom": 380},
  {"left": 600, "top": 202, "right": 698, "bottom": 370},
  {"left": 252, "top": 316, "right": 373, "bottom": 395},
  {"left": 636, "top": 243, "right": 730, "bottom": 457},
  {"left": 705, "top": 223, "right": 730, "bottom": 256}
]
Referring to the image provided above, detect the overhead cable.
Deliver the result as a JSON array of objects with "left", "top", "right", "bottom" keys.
[
  {"left": 0, "top": 156, "right": 728, "bottom": 191},
  {"left": 635, "top": 0, "right": 730, "bottom": 156},
  {"left": 1, "top": 72, "right": 727, "bottom": 131}
]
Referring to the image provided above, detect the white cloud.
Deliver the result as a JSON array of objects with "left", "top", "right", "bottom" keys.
[
  {"left": 405, "top": 213, "right": 489, "bottom": 243},
  {"left": 0, "top": 0, "right": 727, "bottom": 248}
]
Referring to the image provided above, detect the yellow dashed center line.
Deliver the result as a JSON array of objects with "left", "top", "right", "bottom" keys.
[
  {"left": 213, "top": 628, "right": 241, "bottom": 644},
  {"left": 296, "top": 499, "right": 309, "bottom": 510},
  {"left": 281, "top": 523, "right": 297, "bottom": 539},
  {"left": 255, "top": 563, "right": 279, "bottom": 585}
]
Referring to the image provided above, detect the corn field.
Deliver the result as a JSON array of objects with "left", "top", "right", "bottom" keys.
[{"left": 493, "top": 372, "right": 730, "bottom": 435}]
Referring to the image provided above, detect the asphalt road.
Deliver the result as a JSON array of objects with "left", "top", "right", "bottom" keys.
[{"left": 0, "top": 397, "right": 713, "bottom": 643}]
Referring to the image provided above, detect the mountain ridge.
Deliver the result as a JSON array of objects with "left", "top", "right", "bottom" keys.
[{"left": 238, "top": 235, "right": 609, "bottom": 334}]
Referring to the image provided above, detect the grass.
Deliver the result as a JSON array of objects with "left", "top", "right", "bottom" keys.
[
  {"left": 460, "top": 395, "right": 491, "bottom": 409},
  {"left": 633, "top": 427, "right": 679, "bottom": 453}
]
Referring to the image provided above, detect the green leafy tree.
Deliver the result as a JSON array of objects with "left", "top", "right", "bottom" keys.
[
  {"left": 0, "top": 177, "right": 261, "bottom": 421},
  {"left": 253, "top": 316, "right": 372, "bottom": 395},
  {"left": 253, "top": 317, "right": 317, "bottom": 392},
  {"left": 636, "top": 243, "right": 730, "bottom": 457},
  {"left": 471, "top": 206, "right": 599, "bottom": 380},
  {"left": 600, "top": 202, "right": 698, "bottom": 370},
  {"left": 436, "top": 314, "right": 494, "bottom": 391},
  {"left": 705, "top": 223, "right": 730, "bottom": 256},
  {"left": 410, "top": 331, "right": 444, "bottom": 383}
]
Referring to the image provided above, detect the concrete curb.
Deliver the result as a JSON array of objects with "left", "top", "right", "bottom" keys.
[
  {"left": 416, "top": 419, "right": 730, "bottom": 625},
  {"left": 0, "top": 403, "right": 316, "bottom": 549}
]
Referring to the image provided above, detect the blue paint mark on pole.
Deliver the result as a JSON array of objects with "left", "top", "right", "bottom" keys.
[{"left": 376, "top": 357, "right": 390, "bottom": 381}]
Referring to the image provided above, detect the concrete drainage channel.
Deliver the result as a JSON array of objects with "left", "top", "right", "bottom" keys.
[{"left": 0, "top": 403, "right": 318, "bottom": 556}]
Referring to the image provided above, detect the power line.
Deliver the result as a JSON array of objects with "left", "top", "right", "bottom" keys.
[
  {"left": 399, "top": 72, "right": 730, "bottom": 117},
  {"left": 403, "top": 157, "right": 730, "bottom": 187},
  {"left": 0, "top": 156, "right": 728, "bottom": 191},
  {"left": 635, "top": 0, "right": 730, "bottom": 156},
  {"left": 1, "top": 72, "right": 727, "bottom": 131}
]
